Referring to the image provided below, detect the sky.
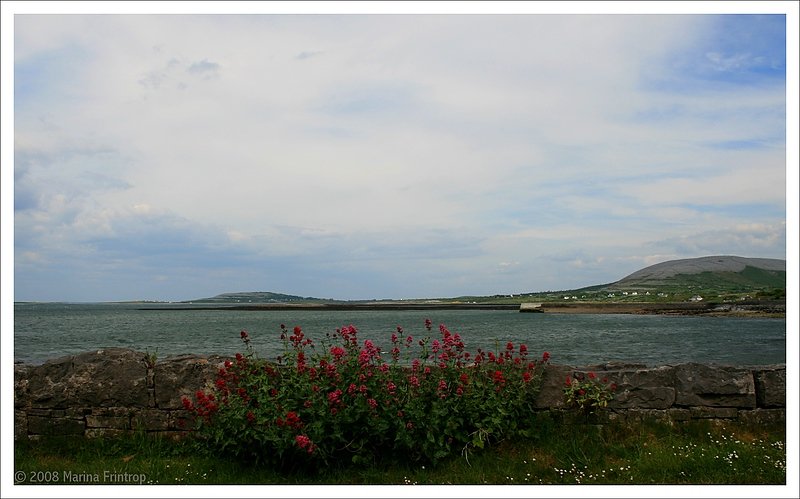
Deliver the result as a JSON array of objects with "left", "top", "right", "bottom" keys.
[{"left": 4, "top": 2, "right": 798, "bottom": 303}]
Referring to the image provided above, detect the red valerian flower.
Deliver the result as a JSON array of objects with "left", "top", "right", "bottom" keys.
[
  {"left": 542, "top": 351, "right": 551, "bottom": 363},
  {"left": 246, "top": 411, "right": 255, "bottom": 424},
  {"left": 240, "top": 330, "right": 249, "bottom": 341},
  {"left": 295, "top": 434, "right": 316, "bottom": 454},
  {"left": 285, "top": 411, "right": 302, "bottom": 429},
  {"left": 330, "top": 346, "right": 346, "bottom": 361},
  {"left": 328, "top": 389, "right": 343, "bottom": 405},
  {"left": 588, "top": 371, "right": 596, "bottom": 379}
]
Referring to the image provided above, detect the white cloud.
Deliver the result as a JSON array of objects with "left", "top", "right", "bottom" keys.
[{"left": 9, "top": 11, "right": 791, "bottom": 301}]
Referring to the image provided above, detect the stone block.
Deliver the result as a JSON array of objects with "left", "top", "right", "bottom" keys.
[
  {"left": 85, "top": 428, "right": 128, "bottom": 438},
  {"left": 131, "top": 409, "right": 171, "bottom": 431},
  {"left": 26, "top": 348, "right": 149, "bottom": 408},
  {"left": 14, "top": 364, "right": 30, "bottom": 409},
  {"left": 737, "top": 408, "right": 786, "bottom": 426},
  {"left": 753, "top": 367, "right": 786, "bottom": 408},
  {"left": 673, "top": 363, "right": 756, "bottom": 408},
  {"left": 27, "top": 415, "right": 85, "bottom": 436},
  {"left": 15, "top": 410, "right": 27, "bottom": 440},
  {"left": 154, "top": 355, "right": 227, "bottom": 409},
  {"left": 533, "top": 365, "right": 571, "bottom": 409},
  {"left": 690, "top": 406, "right": 739, "bottom": 419},
  {"left": 86, "top": 415, "right": 131, "bottom": 430},
  {"left": 667, "top": 408, "right": 692, "bottom": 421},
  {"left": 575, "top": 365, "right": 676, "bottom": 410}
]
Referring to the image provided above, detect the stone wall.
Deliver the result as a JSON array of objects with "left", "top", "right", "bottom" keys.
[{"left": 13, "top": 349, "right": 786, "bottom": 440}]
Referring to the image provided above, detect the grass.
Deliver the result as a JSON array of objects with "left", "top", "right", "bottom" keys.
[{"left": 13, "top": 414, "right": 786, "bottom": 487}]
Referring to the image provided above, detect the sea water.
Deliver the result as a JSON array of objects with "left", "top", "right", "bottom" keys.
[{"left": 13, "top": 302, "right": 786, "bottom": 367}]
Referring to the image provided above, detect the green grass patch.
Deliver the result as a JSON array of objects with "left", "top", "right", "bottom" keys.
[{"left": 14, "top": 416, "right": 785, "bottom": 486}]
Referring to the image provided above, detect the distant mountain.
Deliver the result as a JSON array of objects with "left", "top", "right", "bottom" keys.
[
  {"left": 609, "top": 255, "right": 786, "bottom": 292},
  {"left": 186, "top": 291, "right": 324, "bottom": 304}
]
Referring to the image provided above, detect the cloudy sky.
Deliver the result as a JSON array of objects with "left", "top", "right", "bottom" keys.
[{"left": 5, "top": 3, "right": 797, "bottom": 302}]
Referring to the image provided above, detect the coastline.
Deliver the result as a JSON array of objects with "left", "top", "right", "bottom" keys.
[{"left": 138, "top": 300, "right": 786, "bottom": 318}]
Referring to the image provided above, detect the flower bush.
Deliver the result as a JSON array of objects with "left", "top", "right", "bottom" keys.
[
  {"left": 563, "top": 371, "right": 617, "bottom": 414},
  {"left": 182, "top": 320, "right": 550, "bottom": 466}
]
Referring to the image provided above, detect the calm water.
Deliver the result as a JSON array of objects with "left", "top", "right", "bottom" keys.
[{"left": 13, "top": 303, "right": 786, "bottom": 367}]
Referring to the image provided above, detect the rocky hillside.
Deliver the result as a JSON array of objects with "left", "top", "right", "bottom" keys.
[
  {"left": 186, "top": 291, "right": 323, "bottom": 304},
  {"left": 609, "top": 255, "right": 786, "bottom": 292}
]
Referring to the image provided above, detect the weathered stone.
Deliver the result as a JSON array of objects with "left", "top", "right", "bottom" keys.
[
  {"left": 90, "top": 407, "right": 134, "bottom": 418},
  {"left": 14, "top": 410, "right": 27, "bottom": 440},
  {"left": 673, "top": 363, "right": 756, "bottom": 408},
  {"left": 606, "top": 366, "right": 677, "bottom": 410},
  {"left": 690, "top": 406, "right": 739, "bottom": 419},
  {"left": 154, "top": 354, "right": 227, "bottom": 409},
  {"left": 27, "top": 415, "right": 84, "bottom": 436},
  {"left": 737, "top": 408, "right": 786, "bottom": 426},
  {"left": 27, "top": 408, "right": 56, "bottom": 417},
  {"left": 63, "top": 407, "right": 92, "bottom": 419},
  {"left": 26, "top": 348, "right": 149, "bottom": 408},
  {"left": 85, "top": 428, "right": 128, "bottom": 438},
  {"left": 666, "top": 408, "right": 692, "bottom": 421},
  {"left": 13, "top": 349, "right": 787, "bottom": 438},
  {"left": 580, "top": 361, "right": 648, "bottom": 371},
  {"left": 86, "top": 415, "right": 131, "bottom": 430},
  {"left": 14, "top": 364, "right": 31, "bottom": 409},
  {"left": 533, "top": 364, "right": 572, "bottom": 409},
  {"left": 132, "top": 409, "right": 170, "bottom": 431},
  {"left": 753, "top": 367, "right": 786, "bottom": 408}
]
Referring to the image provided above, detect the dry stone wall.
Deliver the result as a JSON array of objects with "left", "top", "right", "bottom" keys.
[{"left": 13, "top": 349, "right": 786, "bottom": 440}]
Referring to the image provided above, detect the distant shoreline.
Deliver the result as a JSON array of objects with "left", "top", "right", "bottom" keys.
[{"left": 137, "top": 300, "right": 786, "bottom": 317}]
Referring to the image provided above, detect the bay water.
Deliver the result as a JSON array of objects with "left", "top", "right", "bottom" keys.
[{"left": 13, "top": 303, "right": 786, "bottom": 367}]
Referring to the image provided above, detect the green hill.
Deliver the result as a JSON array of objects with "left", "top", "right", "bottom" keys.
[
  {"left": 568, "top": 255, "right": 786, "bottom": 303},
  {"left": 186, "top": 291, "right": 326, "bottom": 304},
  {"left": 186, "top": 256, "right": 786, "bottom": 306}
]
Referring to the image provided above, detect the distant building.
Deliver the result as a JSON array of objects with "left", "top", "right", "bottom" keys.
[{"left": 689, "top": 295, "right": 704, "bottom": 302}]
